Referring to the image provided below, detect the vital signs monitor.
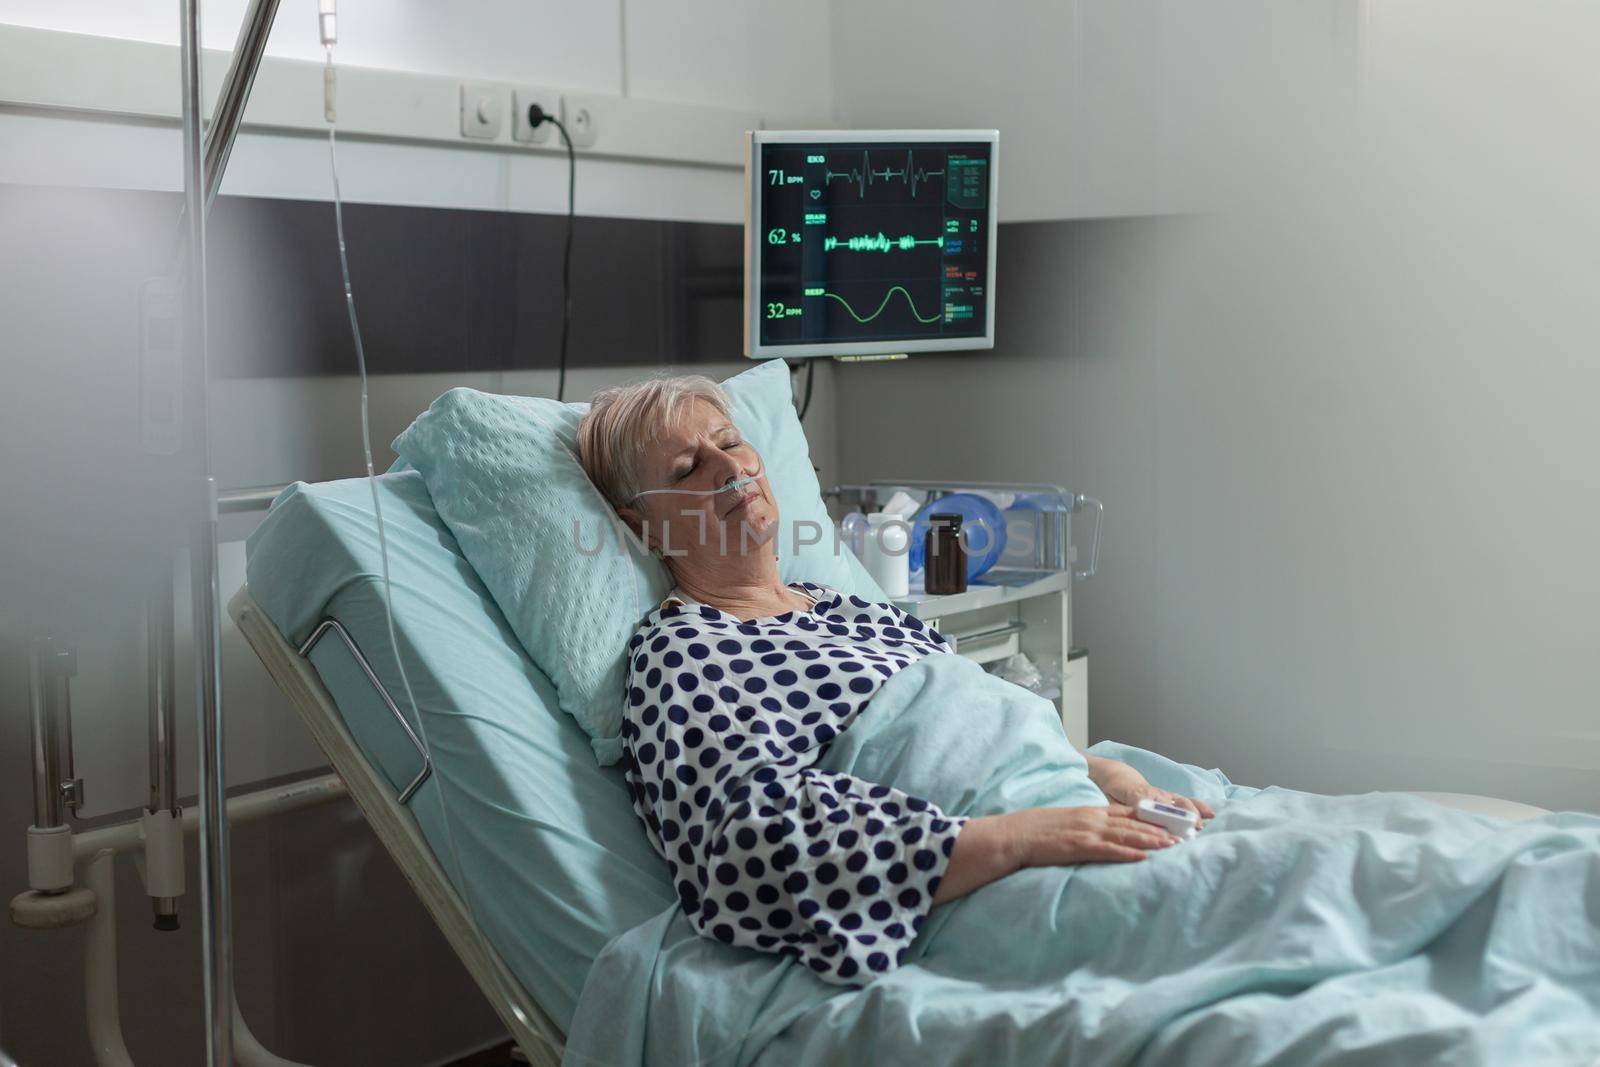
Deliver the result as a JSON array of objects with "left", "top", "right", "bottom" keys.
[{"left": 744, "top": 130, "right": 999, "bottom": 359}]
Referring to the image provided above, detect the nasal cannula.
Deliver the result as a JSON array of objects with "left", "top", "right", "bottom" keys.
[{"left": 629, "top": 461, "right": 766, "bottom": 504}]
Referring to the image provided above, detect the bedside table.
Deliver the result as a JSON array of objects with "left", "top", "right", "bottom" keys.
[
  {"left": 824, "top": 480, "right": 1102, "bottom": 751},
  {"left": 889, "top": 569, "right": 1086, "bottom": 749}
]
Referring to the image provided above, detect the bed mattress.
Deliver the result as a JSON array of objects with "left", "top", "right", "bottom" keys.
[{"left": 244, "top": 471, "right": 677, "bottom": 1034}]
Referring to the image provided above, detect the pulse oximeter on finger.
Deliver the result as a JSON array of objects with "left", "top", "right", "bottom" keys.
[{"left": 1135, "top": 798, "right": 1200, "bottom": 840}]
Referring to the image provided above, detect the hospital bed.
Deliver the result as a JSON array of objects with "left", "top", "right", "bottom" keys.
[
  {"left": 231, "top": 468, "right": 1553, "bottom": 1065},
  {"left": 229, "top": 586, "right": 564, "bottom": 1064}
]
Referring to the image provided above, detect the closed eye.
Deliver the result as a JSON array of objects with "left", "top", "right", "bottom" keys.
[{"left": 674, "top": 439, "right": 742, "bottom": 481}]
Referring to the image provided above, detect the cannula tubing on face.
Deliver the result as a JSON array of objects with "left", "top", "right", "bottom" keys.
[{"left": 629, "top": 460, "right": 766, "bottom": 503}]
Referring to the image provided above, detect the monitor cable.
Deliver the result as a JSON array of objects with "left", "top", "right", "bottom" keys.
[
  {"left": 794, "top": 357, "right": 816, "bottom": 421},
  {"left": 525, "top": 104, "right": 577, "bottom": 402}
]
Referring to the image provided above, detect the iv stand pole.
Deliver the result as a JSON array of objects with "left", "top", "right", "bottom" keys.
[
  {"left": 177, "top": 1, "right": 281, "bottom": 1062},
  {"left": 177, "top": 6, "right": 230, "bottom": 1062}
]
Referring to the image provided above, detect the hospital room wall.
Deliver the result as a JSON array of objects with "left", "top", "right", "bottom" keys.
[
  {"left": 0, "top": 0, "right": 833, "bottom": 117},
  {"left": 835, "top": 209, "right": 1600, "bottom": 816},
  {"left": 0, "top": 4, "right": 841, "bottom": 1065},
  {"left": 829, "top": 2, "right": 1600, "bottom": 814},
  {"left": 0, "top": 0, "right": 846, "bottom": 480},
  {"left": 827, "top": 0, "right": 1361, "bottom": 223}
]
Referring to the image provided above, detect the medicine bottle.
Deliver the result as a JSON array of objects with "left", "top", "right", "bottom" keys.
[{"left": 924, "top": 512, "right": 967, "bottom": 594}]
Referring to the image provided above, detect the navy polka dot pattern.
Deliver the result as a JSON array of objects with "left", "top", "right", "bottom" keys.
[{"left": 618, "top": 580, "right": 966, "bottom": 985}]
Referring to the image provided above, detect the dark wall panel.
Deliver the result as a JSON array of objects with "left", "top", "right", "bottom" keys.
[{"left": 205, "top": 194, "right": 746, "bottom": 377}]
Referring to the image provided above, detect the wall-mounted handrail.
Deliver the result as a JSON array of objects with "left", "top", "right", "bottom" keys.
[{"left": 218, "top": 483, "right": 290, "bottom": 514}]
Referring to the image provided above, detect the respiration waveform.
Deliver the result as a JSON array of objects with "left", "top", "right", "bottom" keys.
[
  {"left": 822, "top": 149, "right": 946, "bottom": 199},
  {"left": 817, "top": 285, "right": 944, "bottom": 325},
  {"left": 822, "top": 231, "right": 945, "bottom": 253}
]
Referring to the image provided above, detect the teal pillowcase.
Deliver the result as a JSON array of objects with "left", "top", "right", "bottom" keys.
[{"left": 391, "top": 359, "right": 887, "bottom": 764}]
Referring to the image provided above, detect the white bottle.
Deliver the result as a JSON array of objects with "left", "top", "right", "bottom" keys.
[{"left": 864, "top": 511, "right": 910, "bottom": 597}]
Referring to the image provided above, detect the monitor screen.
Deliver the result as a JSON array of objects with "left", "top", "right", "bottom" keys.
[{"left": 745, "top": 130, "right": 998, "bottom": 359}]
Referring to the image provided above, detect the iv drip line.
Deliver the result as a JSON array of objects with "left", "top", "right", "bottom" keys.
[{"left": 321, "top": 8, "right": 484, "bottom": 986}]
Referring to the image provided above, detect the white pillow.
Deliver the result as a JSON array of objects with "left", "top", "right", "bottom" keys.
[{"left": 391, "top": 359, "right": 887, "bottom": 764}]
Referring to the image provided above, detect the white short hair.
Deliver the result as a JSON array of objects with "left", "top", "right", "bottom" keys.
[{"left": 576, "top": 373, "right": 735, "bottom": 509}]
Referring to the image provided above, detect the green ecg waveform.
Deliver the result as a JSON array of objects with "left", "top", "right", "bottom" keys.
[
  {"left": 817, "top": 286, "right": 944, "bottom": 325},
  {"left": 822, "top": 232, "right": 945, "bottom": 253},
  {"left": 822, "top": 149, "right": 946, "bottom": 198}
]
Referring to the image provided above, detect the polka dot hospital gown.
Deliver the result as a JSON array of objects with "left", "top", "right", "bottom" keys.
[{"left": 619, "top": 580, "right": 968, "bottom": 985}]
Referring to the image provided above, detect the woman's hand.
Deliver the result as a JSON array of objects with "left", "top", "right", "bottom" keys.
[
  {"left": 932, "top": 806, "right": 1182, "bottom": 905},
  {"left": 1005, "top": 804, "right": 1185, "bottom": 867},
  {"left": 1087, "top": 756, "right": 1216, "bottom": 823}
]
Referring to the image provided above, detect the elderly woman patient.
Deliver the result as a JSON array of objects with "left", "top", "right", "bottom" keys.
[{"left": 575, "top": 373, "right": 1214, "bottom": 986}]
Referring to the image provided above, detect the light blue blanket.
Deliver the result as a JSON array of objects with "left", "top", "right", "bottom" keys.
[{"left": 564, "top": 653, "right": 1600, "bottom": 1066}]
